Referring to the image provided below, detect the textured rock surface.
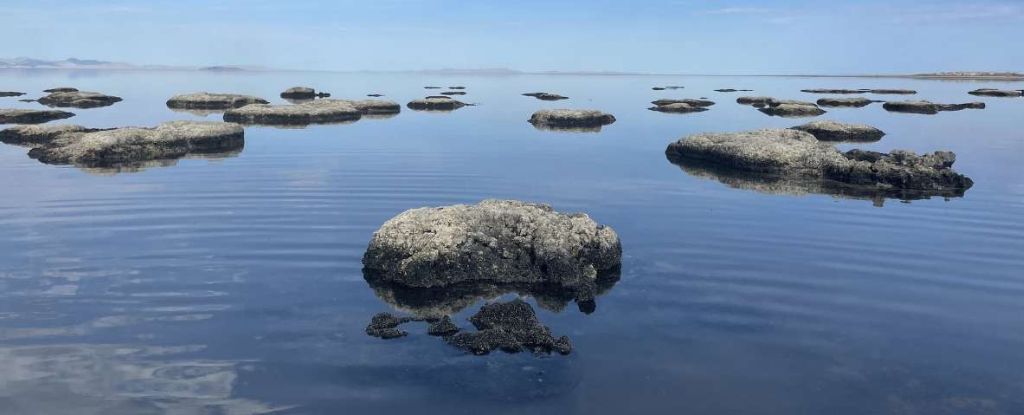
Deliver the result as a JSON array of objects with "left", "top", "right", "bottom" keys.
[
  {"left": 816, "top": 97, "right": 875, "bottom": 107},
  {"left": 363, "top": 199, "right": 621, "bottom": 296},
  {"left": 0, "top": 91, "right": 26, "bottom": 97},
  {"left": 790, "top": 120, "right": 885, "bottom": 142},
  {"left": 665, "top": 129, "right": 972, "bottom": 192},
  {"left": 223, "top": 100, "right": 362, "bottom": 125},
  {"left": 649, "top": 103, "right": 709, "bottom": 113},
  {"left": 528, "top": 109, "right": 616, "bottom": 129},
  {"left": 43, "top": 87, "right": 78, "bottom": 93},
  {"left": 523, "top": 92, "right": 569, "bottom": 101},
  {"left": 736, "top": 96, "right": 774, "bottom": 106},
  {"left": 968, "top": 88, "right": 1023, "bottom": 97},
  {"left": 280, "top": 86, "right": 316, "bottom": 99},
  {"left": 333, "top": 99, "right": 401, "bottom": 115},
  {"left": 0, "top": 109, "right": 75, "bottom": 124},
  {"left": 758, "top": 101, "right": 826, "bottom": 117},
  {"left": 21, "top": 121, "right": 243, "bottom": 167},
  {"left": 37, "top": 90, "right": 122, "bottom": 108},
  {"left": 166, "top": 92, "right": 270, "bottom": 110},
  {"left": 867, "top": 89, "right": 917, "bottom": 95},
  {"left": 801, "top": 88, "right": 866, "bottom": 94},
  {"left": 447, "top": 300, "right": 572, "bottom": 355},
  {"left": 407, "top": 96, "right": 467, "bottom": 111},
  {"left": 651, "top": 98, "right": 715, "bottom": 107},
  {"left": 883, "top": 100, "right": 985, "bottom": 114},
  {"left": 0, "top": 124, "right": 99, "bottom": 146}
]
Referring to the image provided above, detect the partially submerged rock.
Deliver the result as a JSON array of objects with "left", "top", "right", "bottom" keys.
[
  {"left": 790, "top": 120, "right": 885, "bottom": 142},
  {"left": 883, "top": 100, "right": 985, "bottom": 114},
  {"left": 37, "top": 90, "right": 122, "bottom": 108},
  {"left": 652, "top": 87, "right": 666, "bottom": 91},
  {"left": 407, "top": 96, "right": 467, "bottom": 111},
  {"left": 736, "top": 96, "right": 774, "bottom": 106},
  {"left": 337, "top": 99, "right": 401, "bottom": 115},
  {"left": 440, "top": 91, "right": 466, "bottom": 96},
  {"left": 223, "top": 100, "right": 362, "bottom": 125},
  {"left": 15, "top": 121, "right": 244, "bottom": 168},
  {"left": 528, "top": 109, "right": 616, "bottom": 131},
  {"left": 449, "top": 86, "right": 466, "bottom": 90},
  {"left": 424, "top": 86, "right": 442, "bottom": 89},
  {"left": 665, "top": 129, "right": 973, "bottom": 195},
  {"left": 362, "top": 199, "right": 621, "bottom": 301},
  {"left": 968, "top": 88, "right": 1023, "bottom": 97},
  {"left": 43, "top": 87, "right": 78, "bottom": 93},
  {"left": 280, "top": 86, "right": 330, "bottom": 99},
  {"left": 714, "top": 89, "right": 753, "bottom": 92},
  {"left": 649, "top": 103, "right": 709, "bottom": 113},
  {"left": 651, "top": 98, "right": 715, "bottom": 107},
  {"left": 447, "top": 300, "right": 572, "bottom": 355},
  {"left": 0, "top": 109, "right": 75, "bottom": 124},
  {"left": 758, "top": 100, "right": 826, "bottom": 117},
  {"left": 816, "top": 97, "right": 875, "bottom": 108},
  {"left": 0, "top": 91, "right": 26, "bottom": 97},
  {"left": 0, "top": 124, "right": 100, "bottom": 146},
  {"left": 801, "top": 88, "right": 866, "bottom": 94},
  {"left": 523, "top": 92, "right": 568, "bottom": 101},
  {"left": 166, "top": 92, "right": 269, "bottom": 110},
  {"left": 867, "top": 89, "right": 916, "bottom": 95},
  {"left": 367, "top": 94, "right": 384, "bottom": 97}
]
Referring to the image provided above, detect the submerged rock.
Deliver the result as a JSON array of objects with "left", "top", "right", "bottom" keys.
[
  {"left": 166, "top": 92, "right": 270, "bottom": 110},
  {"left": 968, "top": 88, "right": 1023, "bottom": 97},
  {"left": 758, "top": 100, "right": 826, "bottom": 117},
  {"left": 867, "top": 89, "right": 916, "bottom": 95},
  {"left": 816, "top": 97, "right": 875, "bottom": 108},
  {"left": 665, "top": 129, "right": 972, "bottom": 193},
  {"left": 362, "top": 199, "right": 621, "bottom": 299},
  {"left": 447, "top": 300, "right": 572, "bottom": 355},
  {"left": 883, "top": 100, "right": 985, "bottom": 114},
  {"left": 649, "top": 103, "right": 709, "bottom": 113},
  {"left": 523, "top": 92, "right": 569, "bottom": 101},
  {"left": 790, "top": 120, "right": 885, "bottom": 142},
  {"left": 43, "top": 87, "right": 78, "bottom": 93},
  {"left": 651, "top": 98, "right": 715, "bottom": 107},
  {"left": 0, "top": 91, "right": 26, "bottom": 97},
  {"left": 366, "top": 312, "right": 412, "bottom": 339},
  {"left": 37, "top": 90, "right": 122, "bottom": 108},
  {"left": 17, "top": 121, "right": 243, "bottom": 168},
  {"left": 407, "top": 96, "right": 467, "bottom": 111},
  {"left": 223, "top": 100, "right": 362, "bottom": 125},
  {"left": 528, "top": 109, "right": 616, "bottom": 131},
  {"left": 801, "top": 88, "right": 866, "bottom": 94},
  {"left": 0, "top": 109, "right": 75, "bottom": 124}
]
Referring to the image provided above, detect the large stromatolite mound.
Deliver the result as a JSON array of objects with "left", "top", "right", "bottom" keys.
[
  {"left": 757, "top": 100, "right": 826, "bottom": 117},
  {"left": 363, "top": 199, "right": 621, "bottom": 297},
  {"left": 166, "top": 92, "right": 269, "bottom": 110},
  {"left": 224, "top": 100, "right": 362, "bottom": 126},
  {"left": 522, "top": 92, "right": 568, "bottom": 101},
  {"left": 528, "top": 109, "right": 616, "bottom": 131},
  {"left": 407, "top": 96, "right": 467, "bottom": 111},
  {"left": 664, "top": 129, "right": 973, "bottom": 197},
  {"left": 4, "top": 121, "right": 243, "bottom": 169},
  {"left": 0, "top": 109, "right": 75, "bottom": 124},
  {"left": 883, "top": 100, "right": 985, "bottom": 115},
  {"left": 968, "top": 88, "right": 1023, "bottom": 97},
  {"left": 790, "top": 120, "right": 885, "bottom": 142},
  {"left": 37, "top": 90, "right": 122, "bottom": 108},
  {"left": 816, "top": 97, "right": 875, "bottom": 108}
]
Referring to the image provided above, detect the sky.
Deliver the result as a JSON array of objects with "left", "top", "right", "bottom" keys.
[{"left": 4, "top": 0, "right": 1023, "bottom": 74}]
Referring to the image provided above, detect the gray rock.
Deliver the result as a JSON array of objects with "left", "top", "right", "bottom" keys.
[
  {"left": 790, "top": 120, "right": 885, "bottom": 142},
  {"left": 37, "top": 90, "right": 122, "bottom": 108},
  {"left": 362, "top": 199, "right": 621, "bottom": 297},
  {"left": 332, "top": 99, "right": 401, "bottom": 115},
  {"left": 447, "top": 300, "right": 572, "bottom": 355},
  {"left": 21, "top": 121, "right": 244, "bottom": 168},
  {"left": 801, "top": 88, "right": 867, "bottom": 94},
  {"left": 407, "top": 96, "right": 467, "bottom": 111},
  {"left": 652, "top": 87, "right": 666, "bottom": 90},
  {"left": 651, "top": 98, "right": 715, "bottom": 107},
  {"left": 448, "top": 86, "right": 466, "bottom": 90},
  {"left": 0, "top": 109, "right": 75, "bottom": 124},
  {"left": 867, "top": 89, "right": 917, "bottom": 95},
  {"left": 367, "top": 94, "right": 384, "bottom": 97},
  {"left": 883, "top": 100, "right": 985, "bottom": 114},
  {"left": 736, "top": 96, "right": 774, "bottom": 106},
  {"left": 280, "top": 86, "right": 316, "bottom": 99},
  {"left": 665, "top": 129, "right": 973, "bottom": 192},
  {"left": 427, "top": 316, "right": 460, "bottom": 336},
  {"left": 223, "top": 100, "right": 362, "bottom": 125},
  {"left": 43, "top": 87, "right": 78, "bottom": 93},
  {"left": 523, "top": 92, "right": 568, "bottom": 101},
  {"left": 816, "top": 97, "right": 875, "bottom": 108},
  {"left": 0, "top": 91, "right": 26, "bottom": 97},
  {"left": 714, "top": 89, "right": 753, "bottom": 92},
  {"left": 424, "top": 86, "right": 442, "bottom": 89},
  {"left": 528, "top": 109, "right": 616, "bottom": 130},
  {"left": 0, "top": 124, "right": 99, "bottom": 146},
  {"left": 649, "top": 103, "right": 709, "bottom": 113},
  {"left": 968, "top": 88, "right": 1023, "bottom": 97},
  {"left": 758, "top": 101, "right": 826, "bottom": 117},
  {"left": 440, "top": 91, "right": 466, "bottom": 96},
  {"left": 366, "top": 312, "right": 410, "bottom": 339},
  {"left": 166, "top": 92, "right": 270, "bottom": 110}
]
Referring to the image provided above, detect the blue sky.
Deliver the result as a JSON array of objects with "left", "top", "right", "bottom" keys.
[{"left": 4, "top": 0, "right": 1023, "bottom": 74}]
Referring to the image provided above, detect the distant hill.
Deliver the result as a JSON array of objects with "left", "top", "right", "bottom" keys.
[
  {"left": 910, "top": 72, "right": 1024, "bottom": 80},
  {"left": 0, "top": 57, "right": 260, "bottom": 71}
]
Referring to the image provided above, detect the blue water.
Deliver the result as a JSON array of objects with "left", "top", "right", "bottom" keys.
[{"left": 1, "top": 70, "right": 1023, "bottom": 414}]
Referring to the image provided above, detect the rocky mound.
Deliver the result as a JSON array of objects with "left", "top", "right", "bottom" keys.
[
  {"left": 407, "top": 96, "right": 467, "bottom": 111},
  {"left": 38, "top": 90, "right": 122, "bottom": 109},
  {"left": 883, "top": 100, "right": 985, "bottom": 114},
  {"left": 0, "top": 109, "right": 75, "bottom": 124},
  {"left": 758, "top": 100, "right": 826, "bottom": 117},
  {"left": 0, "top": 124, "right": 101, "bottom": 146},
  {"left": 223, "top": 100, "right": 362, "bottom": 125},
  {"left": 816, "top": 97, "right": 875, "bottom": 107},
  {"left": 280, "top": 86, "right": 330, "bottom": 99},
  {"left": 43, "top": 87, "right": 78, "bottom": 93},
  {"left": 649, "top": 103, "right": 709, "bottom": 113},
  {"left": 166, "top": 92, "right": 270, "bottom": 110},
  {"left": 651, "top": 98, "right": 715, "bottom": 107},
  {"left": 523, "top": 92, "right": 569, "bottom": 101},
  {"left": 736, "top": 96, "right": 774, "bottom": 106},
  {"left": 790, "top": 120, "right": 885, "bottom": 142},
  {"left": 528, "top": 109, "right": 616, "bottom": 130},
  {"left": 968, "top": 88, "right": 1023, "bottom": 97}
]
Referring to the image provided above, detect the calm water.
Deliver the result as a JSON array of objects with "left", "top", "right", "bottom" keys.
[{"left": 1, "top": 70, "right": 1022, "bottom": 414}]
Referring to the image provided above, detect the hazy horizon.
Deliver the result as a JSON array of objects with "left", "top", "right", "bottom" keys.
[{"left": 5, "top": 0, "right": 1023, "bottom": 74}]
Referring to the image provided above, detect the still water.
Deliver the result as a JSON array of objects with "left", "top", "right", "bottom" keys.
[{"left": 1, "top": 70, "right": 1022, "bottom": 414}]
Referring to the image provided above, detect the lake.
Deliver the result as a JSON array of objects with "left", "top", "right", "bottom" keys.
[{"left": 1, "top": 70, "right": 1022, "bottom": 414}]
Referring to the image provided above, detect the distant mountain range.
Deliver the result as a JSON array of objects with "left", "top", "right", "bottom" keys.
[{"left": 0, "top": 57, "right": 258, "bottom": 72}]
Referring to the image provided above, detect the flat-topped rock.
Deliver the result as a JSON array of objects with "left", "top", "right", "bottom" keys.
[
  {"left": 448, "top": 86, "right": 466, "bottom": 90},
  {"left": 407, "top": 96, "right": 467, "bottom": 111},
  {"left": 223, "top": 100, "right": 362, "bottom": 125},
  {"left": 0, "top": 109, "right": 75, "bottom": 124},
  {"left": 758, "top": 101, "right": 826, "bottom": 117},
  {"left": 651, "top": 98, "right": 715, "bottom": 107},
  {"left": 440, "top": 91, "right": 466, "bottom": 96},
  {"left": 38, "top": 90, "right": 122, "bottom": 108},
  {"left": 166, "top": 92, "right": 270, "bottom": 110},
  {"left": 883, "top": 100, "right": 985, "bottom": 114},
  {"left": 867, "top": 89, "right": 916, "bottom": 95},
  {"left": 424, "top": 86, "right": 442, "bottom": 89},
  {"left": 334, "top": 99, "right": 401, "bottom": 115},
  {"left": 0, "top": 124, "right": 101, "bottom": 146},
  {"left": 43, "top": 87, "right": 78, "bottom": 93},
  {"left": 362, "top": 199, "right": 621, "bottom": 298},
  {"left": 0, "top": 91, "right": 26, "bottom": 97},
  {"left": 649, "top": 103, "right": 709, "bottom": 113},
  {"left": 968, "top": 88, "right": 1023, "bottom": 97},
  {"left": 736, "top": 96, "right": 774, "bottom": 106},
  {"left": 529, "top": 109, "right": 616, "bottom": 130},
  {"left": 367, "top": 94, "right": 384, "bottom": 97},
  {"left": 715, "top": 88, "right": 753, "bottom": 92},
  {"left": 801, "top": 88, "right": 866, "bottom": 94},
  {"left": 523, "top": 92, "right": 569, "bottom": 101},
  {"left": 790, "top": 120, "right": 885, "bottom": 142},
  {"left": 665, "top": 129, "right": 972, "bottom": 192},
  {"left": 21, "top": 121, "right": 243, "bottom": 167},
  {"left": 816, "top": 97, "right": 875, "bottom": 108}
]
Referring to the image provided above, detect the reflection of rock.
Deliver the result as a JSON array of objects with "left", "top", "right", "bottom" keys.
[
  {"left": 665, "top": 129, "right": 973, "bottom": 195},
  {"left": 0, "top": 91, "right": 26, "bottom": 97},
  {"left": 223, "top": 101, "right": 362, "bottom": 126},
  {"left": 968, "top": 88, "right": 1023, "bottom": 97},
  {"left": 6, "top": 121, "right": 244, "bottom": 169},
  {"left": 0, "top": 109, "right": 75, "bottom": 124},
  {"left": 37, "top": 90, "right": 122, "bottom": 108},
  {"left": 529, "top": 109, "right": 616, "bottom": 131},
  {"left": 523, "top": 92, "right": 569, "bottom": 101},
  {"left": 407, "top": 96, "right": 467, "bottom": 111},
  {"left": 166, "top": 92, "right": 269, "bottom": 110},
  {"left": 883, "top": 100, "right": 985, "bottom": 114},
  {"left": 363, "top": 199, "right": 621, "bottom": 297},
  {"left": 816, "top": 97, "right": 875, "bottom": 107},
  {"left": 790, "top": 120, "right": 885, "bottom": 142}
]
